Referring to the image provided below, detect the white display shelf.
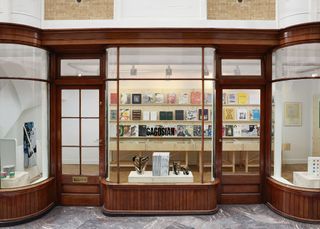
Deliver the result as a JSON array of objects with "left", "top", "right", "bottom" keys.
[
  {"left": 111, "top": 104, "right": 212, "bottom": 107},
  {"left": 128, "top": 171, "right": 193, "bottom": 183},
  {"left": 113, "top": 120, "right": 212, "bottom": 123},
  {"left": 223, "top": 104, "right": 260, "bottom": 107},
  {"left": 293, "top": 172, "right": 320, "bottom": 189}
]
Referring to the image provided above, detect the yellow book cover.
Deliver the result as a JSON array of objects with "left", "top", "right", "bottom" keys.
[
  {"left": 223, "top": 107, "right": 236, "bottom": 121},
  {"left": 237, "top": 93, "right": 249, "bottom": 105}
]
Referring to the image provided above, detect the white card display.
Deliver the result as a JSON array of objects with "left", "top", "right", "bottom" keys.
[{"left": 308, "top": 157, "right": 320, "bottom": 177}]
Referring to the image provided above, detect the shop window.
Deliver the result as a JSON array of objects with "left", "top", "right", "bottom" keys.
[
  {"left": 0, "top": 44, "right": 49, "bottom": 189},
  {"left": 60, "top": 59, "right": 100, "bottom": 77},
  {"left": 106, "top": 47, "right": 216, "bottom": 183},
  {"left": 221, "top": 59, "right": 261, "bottom": 76},
  {"left": 271, "top": 43, "right": 320, "bottom": 189}
]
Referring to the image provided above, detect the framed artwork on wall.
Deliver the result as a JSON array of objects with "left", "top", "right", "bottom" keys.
[{"left": 284, "top": 102, "right": 302, "bottom": 126}]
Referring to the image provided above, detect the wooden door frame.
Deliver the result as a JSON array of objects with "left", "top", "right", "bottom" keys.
[{"left": 56, "top": 84, "right": 105, "bottom": 205}]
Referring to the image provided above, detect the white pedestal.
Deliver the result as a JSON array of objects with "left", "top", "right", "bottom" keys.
[
  {"left": 293, "top": 171, "right": 320, "bottom": 188},
  {"left": 1, "top": 171, "right": 30, "bottom": 188},
  {"left": 128, "top": 171, "right": 193, "bottom": 183}
]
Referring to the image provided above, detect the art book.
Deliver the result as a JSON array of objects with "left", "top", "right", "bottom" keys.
[
  {"left": 193, "top": 125, "right": 202, "bottom": 136},
  {"left": 143, "top": 111, "right": 150, "bottom": 120},
  {"left": 222, "top": 93, "right": 227, "bottom": 105},
  {"left": 132, "top": 110, "right": 141, "bottom": 120},
  {"left": 110, "top": 93, "right": 117, "bottom": 105},
  {"left": 237, "top": 92, "right": 249, "bottom": 105},
  {"left": 138, "top": 125, "right": 147, "bottom": 136},
  {"left": 167, "top": 93, "right": 177, "bottom": 104},
  {"left": 150, "top": 111, "right": 157, "bottom": 121},
  {"left": 132, "top": 94, "right": 142, "bottom": 104},
  {"left": 176, "top": 125, "right": 186, "bottom": 137},
  {"left": 23, "top": 122, "right": 37, "bottom": 168},
  {"left": 120, "top": 108, "right": 130, "bottom": 120},
  {"left": 130, "top": 125, "right": 138, "bottom": 137},
  {"left": 185, "top": 108, "right": 198, "bottom": 121},
  {"left": 198, "top": 109, "right": 209, "bottom": 120},
  {"left": 233, "top": 125, "right": 241, "bottom": 137},
  {"left": 109, "top": 124, "right": 117, "bottom": 137},
  {"left": 223, "top": 107, "right": 236, "bottom": 121},
  {"left": 185, "top": 125, "right": 193, "bottom": 137},
  {"left": 120, "top": 93, "right": 131, "bottom": 104},
  {"left": 225, "top": 125, "right": 234, "bottom": 136},
  {"left": 205, "top": 93, "right": 212, "bottom": 105},
  {"left": 227, "top": 93, "right": 237, "bottom": 104},
  {"left": 155, "top": 93, "right": 165, "bottom": 104},
  {"left": 179, "top": 93, "right": 189, "bottom": 104},
  {"left": 191, "top": 91, "right": 201, "bottom": 105},
  {"left": 122, "top": 125, "right": 131, "bottom": 137},
  {"left": 142, "top": 93, "right": 155, "bottom": 104},
  {"left": 237, "top": 108, "right": 248, "bottom": 120},
  {"left": 251, "top": 108, "right": 260, "bottom": 121},
  {"left": 204, "top": 125, "right": 212, "bottom": 137},
  {"left": 175, "top": 110, "right": 184, "bottom": 120},
  {"left": 110, "top": 110, "right": 117, "bottom": 120}
]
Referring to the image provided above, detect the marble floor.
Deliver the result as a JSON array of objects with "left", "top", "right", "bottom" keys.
[{"left": 7, "top": 205, "right": 320, "bottom": 229}]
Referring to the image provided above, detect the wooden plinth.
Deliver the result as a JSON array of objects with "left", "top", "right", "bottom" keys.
[
  {"left": 0, "top": 177, "right": 56, "bottom": 226},
  {"left": 266, "top": 177, "right": 320, "bottom": 223},
  {"left": 102, "top": 179, "right": 219, "bottom": 215}
]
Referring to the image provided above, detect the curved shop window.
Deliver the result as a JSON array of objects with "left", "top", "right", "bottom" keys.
[
  {"left": 106, "top": 47, "right": 216, "bottom": 183},
  {"left": 271, "top": 43, "right": 320, "bottom": 189},
  {"left": 0, "top": 44, "right": 49, "bottom": 189}
]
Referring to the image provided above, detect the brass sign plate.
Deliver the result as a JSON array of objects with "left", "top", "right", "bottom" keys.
[{"left": 72, "top": 176, "right": 88, "bottom": 183}]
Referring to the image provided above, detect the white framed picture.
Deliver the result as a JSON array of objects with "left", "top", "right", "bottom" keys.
[{"left": 284, "top": 102, "right": 302, "bottom": 126}]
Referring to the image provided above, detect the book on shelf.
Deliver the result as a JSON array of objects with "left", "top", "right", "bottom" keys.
[
  {"left": 240, "top": 124, "right": 259, "bottom": 137},
  {"left": 223, "top": 93, "right": 227, "bottom": 105},
  {"left": 119, "top": 125, "right": 124, "bottom": 136},
  {"left": 132, "top": 94, "right": 142, "bottom": 104},
  {"left": 227, "top": 93, "right": 237, "bottom": 104},
  {"left": 143, "top": 111, "right": 150, "bottom": 121},
  {"left": 179, "top": 93, "right": 189, "bottom": 104},
  {"left": 110, "top": 93, "right": 117, "bottom": 105},
  {"left": 110, "top": 110, "right": 117, "bottom": 120},
  {"left": 175, "top": 110, "right": 184, "bottom": 120},
  {"left": 120, "top": 108, "right": 130, "bottom": 120},
  {"left": 205, "top": 93, "right": 212, "bottom": 105},
  {"left": 122, "top": 125, "right": 131, "bottom": 137},
  {"left": 152, "top": 152, "right": 170, "bottom": 176},
  {"left": 159, "top": 111, "right": 167, "bottom": 120},
  {"left": 155, "top": 93, "right": 165, "bottom": 104},
  {"left": 167, "top": 93, "right": 177, "bottom": 104},
  {"left": 176, "top": 125, "right": 186, "bottom": 137},
  {"left": 109, "top": 124, "right": 117, "bottom": 137},
  {"left": 193, "top": 125, "right": 202, "bottom": 136},
  {"left": 233, "top": 125, "right": 241, "bottom": 137},
  {"left": 150, "top": 111, "right": 158, "bottom": 121},
  {"left": 130, "top": 125, "right": 138, "bottom": 137},
  {"left": 237, "top": 108, "right": 248, "bottom": 121},
  {"left": 223, "top": 107, "right": 236, "bottom": 121},
  {"left": 185, "top": 125, "right": 193, "bottom": 137},
  {"left": 191, "top": 91, "right": 201, "bottom": 105},
  {"left": 250, "top": 93, "right": 260, "bottom": 104},
  {"left": 138, "top": 125, "right": 147, "bottom": 136},
  {"left": 142, "top": 93, "right": 155, "bottom": 104},
  {"left": 120, "top": 93, "right": 131, "bottom": 104},
  {"left": 167, "top": 111, "right": 173, "bottom": 120},
  {"left": 198, "top": 109, "right": 209, "bottom": 121},
  {"left": 251, "top": 108, "right": 260, "bottom": 121},
  {"left": 185, "top": 108, "right": 198, "bottom": 121},
  {"left": 204, "top": 125, "right": 212, "bottom": 137},
  {"left": 225, "top": 125, "right": 234, "bottom": 136},
  {"left": 237, "top": 92, "right": 249, "bottom": 105},
  {"left": 132, "top": 110, "right": 142, "bottom": 120}
]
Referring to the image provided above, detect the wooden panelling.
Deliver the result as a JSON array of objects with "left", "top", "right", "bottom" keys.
[
  {"left": 62, "top": 185, "right": 100, "bottom": 194},
  {"left": 222, "top": 184, "right": 260, "bottom": 193},
  {"left": 221, "top": 175, "right": 260, "bottom": 185},
  {"left": 0, "top": 178, "right": 55, "bottom": 225},
  {"left": 266, "top": 177, "right": 320, "bottom": 223},
  {"left": 102, "top": 180, "right": 219, "bottom": 215},
  {"left": 221, "top": 193, "right": 261, "bottom": 204},
  {"left": 0, "top": 23, "right": 41, "bottom": 47},
  {"left": 61, "top": 193, "right": 101, "bottom": 206}
]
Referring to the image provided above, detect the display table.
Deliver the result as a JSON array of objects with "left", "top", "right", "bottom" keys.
[
  {"left": 128, "top": 171, "right": 193, "bottom": 183},
  {"left": 1, "top": 171, "right": 30, "bottom": 188},
  {"left": 293, "top": 172, "right": 320, "bottom": 188}
]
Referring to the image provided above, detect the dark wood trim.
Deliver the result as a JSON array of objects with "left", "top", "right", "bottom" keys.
[
  {"left": 116, "top": 47, "right": 120, "bottom": 184},
  {"left": 200, "top": 47, "right": 205, "bottom": 183},
  {"left": 0, "top": 178, "right": 56, "bottom": 225},
  {"left": 272, "top": 76, "right": 320, "bottom": 83},
  {"left": 0, "top": 77, "right": 50, "bottom": 83},
  {"left": 102, "top": 180, "right": 219, "bottom": 214},
  {"left": 266, "top": 177, "right": 320, "bottom": 223}
]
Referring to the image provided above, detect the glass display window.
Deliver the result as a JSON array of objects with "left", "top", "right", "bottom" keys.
[
  {"left": 221, "top": 59, "right": 261, "bottom": 76},
  {"left": 106, "top": 47, "right": 215, "bottom": 184},
  {"left": 60, "top": 59, "right": 101, "bottom": 77}
]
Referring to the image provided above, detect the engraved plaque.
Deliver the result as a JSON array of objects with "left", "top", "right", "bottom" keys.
[{"left": 72, "top": 176, "right": 88, "bottom": 183}]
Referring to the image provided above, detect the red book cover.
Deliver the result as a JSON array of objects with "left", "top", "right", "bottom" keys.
[
  {"left": 110, "top": 93, "right": 117, "bottom": 104},
  {"left": 191, "top": 91, "right": 201, "bottom": 104}
]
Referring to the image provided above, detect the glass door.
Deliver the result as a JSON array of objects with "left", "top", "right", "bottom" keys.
[{"left": 222, "top": 89, "right": 261, "bottom": 174}]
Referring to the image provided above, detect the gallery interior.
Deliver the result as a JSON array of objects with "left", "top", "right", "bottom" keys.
[{"left": 0, "top": 0, "right": 319, "bottom": 226}]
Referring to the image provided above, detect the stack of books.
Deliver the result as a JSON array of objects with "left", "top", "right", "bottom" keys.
[{"left": 152, "top": 152, "right": 170, "bottom": 176}]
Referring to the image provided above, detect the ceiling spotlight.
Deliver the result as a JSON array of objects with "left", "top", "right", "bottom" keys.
[
  {"left": 312, "top": 73, "right": 318, "bottom": 77},
  {"left": 204, "top": 65, "right": 209, "bottom": 76},
  {"left": 233, "top": 65, "right": 241, "bottom": 75},
  {"left": 165, "top": 65, "right": 172, "bottom": 76},
  {"left": 130, "top": 65, "right": 137, "bottom": 76}
]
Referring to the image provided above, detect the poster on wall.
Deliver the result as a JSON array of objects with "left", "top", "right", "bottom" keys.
[
  {"left": 23, "top": 122, "right": 37, "bottom": 168},
  {"left": 284, "top": 102, "right": 302, "bottom": 126}
]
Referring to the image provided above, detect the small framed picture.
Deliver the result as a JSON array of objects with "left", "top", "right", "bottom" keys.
[
  {"left": 132, "top": 94, "right": 142, "bottom": 104},
  {"left": 284, "top": 102, "right": 302, "bottom": 126}
]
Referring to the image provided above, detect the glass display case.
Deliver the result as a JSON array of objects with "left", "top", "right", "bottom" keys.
[
  {"left": 271, "top": 43, "right": 320, "bottom": 189},
  {"left": 106, "top": 47, "right": 215, "bottom": 184},
  {"left": 0, "top": 44, "right": 49, "bottom": 189}
]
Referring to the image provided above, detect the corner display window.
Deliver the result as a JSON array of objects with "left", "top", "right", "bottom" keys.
[{"left": 222, "top": 59, "right": 261, "bottom": 76}]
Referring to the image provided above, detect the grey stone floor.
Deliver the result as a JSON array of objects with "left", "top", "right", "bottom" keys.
[{"left": 6, "top": 205, "right": 320, "bottom": 229}]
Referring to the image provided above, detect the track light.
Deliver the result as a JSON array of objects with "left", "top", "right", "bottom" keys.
[
  {"left": 130, "top": 65, "right": 137, "bottom": 76},
  {"left": 204, "top": 65, "right": 209, "bottom": 76},
  {"left": 165, "top": 65, "right": 172, "bottom": 76}
]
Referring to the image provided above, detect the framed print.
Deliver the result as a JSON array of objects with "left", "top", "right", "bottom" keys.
[{"left": 284, "top": 102, "right": 302, "bottom": 126}]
